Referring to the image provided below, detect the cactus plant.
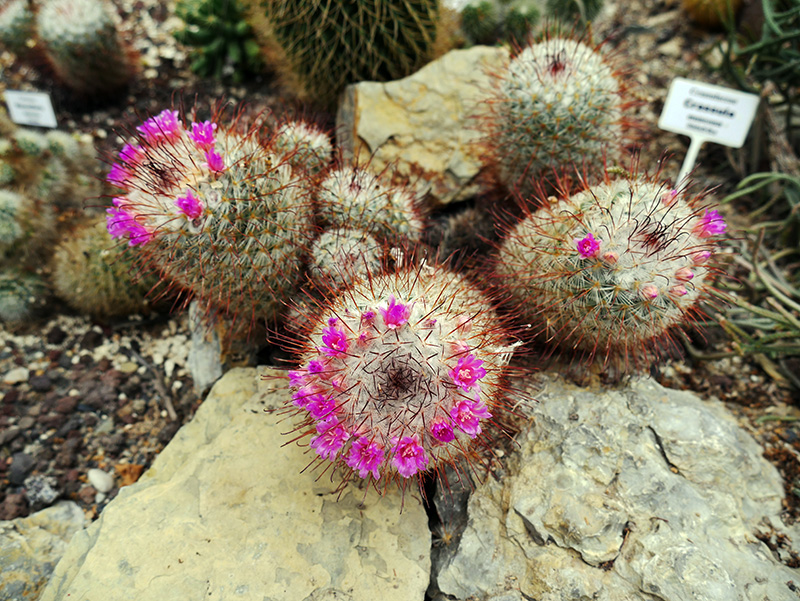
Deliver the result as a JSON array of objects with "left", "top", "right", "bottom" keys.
[
  {"left": 250, "top": 0, "right": 441, "bottom": 106},
  {"left": 480, "top": 33, "right": 635, "bottom": 198},
  {"left": 174, "top": 0, "right": 262, "bottom": 82},
  {"left": 51, "top": 216, "right": 158, "bottom": 318},
  {"left": 460, "top": 0, "right": 539, "bottom": 46},
  {"left": 0, "top": 189, "right": 56, "bottom": 265},
  {"left": 273, "top": 120, "right": 334, "bottom": 176},
  {"left": 308, "top": 227, "right": 383, "bottom": 289},
  {"left": 315, "top": 164, "right": 425, "bottom": 246},
  {"left": 285, "top": 262, "right": 518, "bottom": 492},
  {"left": 495, "top": 171, "right": 726, "bottom": 371},
  {"left": 546, "top": 0, "right": 604, "bottom": 26},
  {"left": 105, "top": 108, "right": 325, "bottom": 330},
  {"left": 0, "top": 267, "right": 47, "bottom": 323},
  {"left": 0, "top": 0, "right": 35, "bottom": 55},
  {"left": 36, "top": 0, "right": 138, "bottom": 95}
]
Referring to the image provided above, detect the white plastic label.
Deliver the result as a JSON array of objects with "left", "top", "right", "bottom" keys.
[
  {"left": 659, "top": 78, "right": 759, "bottom": 184},
  {"left": 3, "top": 90, "right": 57, "bottom": 128}
]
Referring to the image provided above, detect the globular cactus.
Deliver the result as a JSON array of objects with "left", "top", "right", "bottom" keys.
[
  {"left": 460, "top": 0, "right": 539, "bottom": 46},
  {"left": 495, "top": 171, "right": 726, "bottom": 371},
  {"left": 308, "top": 227, "right": 383, "bottom": 289},
  {"left": 274, "top": 120, "right": 333, "bottom": 176},
  {"left": 174, "top": 0, "right": 262, "bottom": 82},
  {"left": 51, "top": 216, "right": 158, "bottom": 318},
  {"left": 285, "top": 262, "right": 518, "bottom": 493},
  {"left": 480, "top": 34, "right": 635, "bottom": 198},
  {"left": 681, "top": 0, "right": 741, "bottom": 27},
  {"left": 0, "top": 0, "right": 35, "bottom": 55},
  {"left": 0, "top": 267, "right": 47, "bottom": 323},
  {"left": 461, "top": 1, "right": 499, "bottom": 45},
  {"left": 36, "top": 0, "right": 138, "bottom": 95},
  {"left": 0, "top": 189, "right": 56, "bottom": 265},
  {"left": 250, "top": 0, "right": 441, "bottom": 107},
  {"left": 315, "top": 164, "right": 425, "bottom": 246},
  {"left": 546, "top": 0, "right": 604, "bottom": 26},
  {"left": 105, "top": 108, "right": 329, "bottom": 329}
]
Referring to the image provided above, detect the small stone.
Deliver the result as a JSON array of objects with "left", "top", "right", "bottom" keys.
[
  {"left": 46, "top": 326, "right": 67, "bottom": 345},
  {"left": 54, "top": 397, "right": 78, "bottom": 414},
  {"left": 29, "top": 375, "right": 52, "bottom": 392},
  {"left": 23, "top": 474, "right": 60, "bottom": 510},
  {"left": 9, "top": 453, "right": 35, "bottom": 486},
  {"left": 118, "top": 361, "right": 138, "bottom": 374},
  {"left": 87, "top": 469, "right": 114, "bottom": 493},
  {"left": 77, "top": 485, "right": 96, "bottom": 505},
  {"left": 0, "top": 493, "right": 27, "bottom": 520},
  {"left": 3, "top": 367, "right": 30, "bottom": 385},
  {"left": 17, "top": 416, "right": 35, "bottom": 430},
  {"left": 0, "top": 427, "right": 21, "bottom": 446}
]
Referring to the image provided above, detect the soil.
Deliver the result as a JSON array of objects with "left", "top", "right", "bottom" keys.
[{"left": 0, "top": 0, "right": 798, "bottom": 544}]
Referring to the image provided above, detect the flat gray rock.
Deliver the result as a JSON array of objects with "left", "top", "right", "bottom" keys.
[{"left": 39, "top": 368, "right": 430, "bottom": 601}]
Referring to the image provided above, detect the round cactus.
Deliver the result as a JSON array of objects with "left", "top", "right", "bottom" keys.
[
  {"left": 0, "top": 0, "right": 36, "bottom": 55},
  {"left": 105, "top": 108, "right": 322, "bottom": 329},
  {"left": 480, "top": 34, "right": 635, "bottom": 198},
  {"left": 308, "top": 227, "right": 383, "bottom": 289},
  {"left": 0, "top": 189, "right": 56, "bottom": 265},
  {"left": 51, "top": 217, "right": 158, "bottom": 318},
  {"left": 274, "top": 120, "right": 334, "bottom": 176},
  {"left": 315, "top": 164, "right": 425, "bottom": 245},
  {"left": 37, "top": 0, "right": 137, "bottom": 95},
  {"left": 285, "top": 262, "right": 518, "bottom": 492},
  {"left": 12, "top": 129, "right": 49, "bottom": 157},
  {"left": 0, "top": 268, "right": 47, "bottom": 323},
  {"left": 546, "top": 0, "right": 604, "bottom": 25},
  {"left": 461, "top": 1, "right": 500, "bottom": 45},
  {"left": 495, "top": 172, "right": 726, "bottom": 370}
]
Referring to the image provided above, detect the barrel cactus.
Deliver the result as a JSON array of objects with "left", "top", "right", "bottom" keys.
[
  {"left": 37, "top": 0, "right": 137, "bottom": 95},
  {"left": 0, "top": 0, "right": 35, "bottom": 55},
  {"left": 0, "top": 267, "right": 47, "bottom": 323},
  {"left": 480, "top": 33, "right": 635, "bottom": 198},
  {"left": 0, "top": 189, "right": 56, "bottom": 265},
  {"left": 105, "top": 108, "right": 323, "bottom": 329},
  {"left": 308, "top": 227, "right": 383, "bottom": 289},
  {"left": 286, "top": 262, "right": 518, "bottom": 492},
  {"left": 495, "top": 172, "right": 726, "bottom": 371}
]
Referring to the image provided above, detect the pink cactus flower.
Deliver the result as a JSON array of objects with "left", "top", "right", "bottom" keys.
[
  {"left": 288, "top": 370, "right": 306, "bottom": 386},
  {"left": 694, "top": 210, "right": 726, "bottom": 238},
  {"left": 106, "top": 205, "right": 153, "bottom": 247},
  {"left": 449, "top": 354, "right": 486, "bottom": 391},
  {"left": 118, "top": 143, "right": 142, "bottom": 164},
  {"left": 305, "top": 393, "right": 336, "bottom": 419},
  {"left": 692, "top": 250, "right": 711, "bottom": 263},
  {"left": 175, "top": 189, "right": 204, "bottom": 220},
  {"left": 291, "top": 386, "right": 318, "bottom": 409},
  {"left": 321, "top": 325, "right": 349, "bottom": 357},
  {"left": 640, "top": 284, "right": 659, "bottom": 299},
  {"left": 392, "top": 436, "right": 429, "bottom": 478},
  {"left": 310, "top": 416, "right": 350, "bottom": 460},
  {"left": 576, "top": 232, "right": 601, "bottom": 258},
  {"left": 346, "top": 436, "right": 385, "bottom": 479},
  {"left": 307, "top": 360, "right": 324, "bottom": 375},
  {"left": 450, "top": 397, "right": 492, "bottom": 437},
  {"left": 106, "top": 163, "right": 130, "bottom": 187},
  {"left": 430, "top": 419, "right": 455, "bottom": 443},
  {"left": 674, "top": 267, "right": 694, "bottom": 282},
  {"left": 189, "top": 120, "right": 217, "bottom": 150},
  {"left": 361, "top": 310, "right": 375, "bottom": 321},
  {"left": 205, "top": 149, "right": 225, "bottom": 173},
  {"left": 137, "top": 109, "right": 181, "bottom": 142},
  {"left": 379, "top": 296, "right": 410, "bottom": 329}
]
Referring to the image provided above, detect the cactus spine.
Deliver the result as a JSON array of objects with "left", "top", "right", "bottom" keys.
[
  {"left": 495, "top": 173, "right": 726, "bottom": 370},
  {"left": 286, "top": 262, "right": 517, "bottom": 491}
]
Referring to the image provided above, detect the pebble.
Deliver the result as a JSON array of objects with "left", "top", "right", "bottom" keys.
[
  {"left": 9, "top": 452, "right": 35, "bottom": 485},
  {"left": 23, "top": 474, "right": 60, "bottom": 510},
  {"left": 118, "top": 361, "right": 138, "bottom": 374},
  {"left": 17, "top": 416, "right": 35, "bottom": 430},
  {"left": 77, "top": 485, "right": 97, "bottom": 505},
  {"left": 3, "top": 366, "right": 30, "bottom": 385},
  {"left": 87, "top": 468, "right": 114, "bottom": 493},
  {"left": 29, "top": 374, "right": 52, "bottom": 391},
  {"left": 54, "top": 397, "right": 79, "bottom": 414}
]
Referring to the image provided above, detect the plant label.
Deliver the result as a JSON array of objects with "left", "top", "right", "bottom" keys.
[
  {"left": 3, "top": 90, "right": 57, "bottom": 129},
  {"left": 658, "top": 78, "right": 760, "bottom": 183}
]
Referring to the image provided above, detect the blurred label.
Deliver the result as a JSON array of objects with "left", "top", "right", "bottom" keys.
[{"left": 4, "top": 90, "right": 57, "bottom": 128}]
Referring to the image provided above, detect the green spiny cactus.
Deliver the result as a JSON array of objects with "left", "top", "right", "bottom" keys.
[
  {"left": 495, "top": 172, "right": 727, "bottom": 371},
  {"left": 105, "top": 109, "right": 325, "bottom": 330},
  {"left": 460, "top": 0, "right": 539, "bottom": 46},
  {"left": 285, "top": 262, "right": 519, "bottom": 492},
  {"left": 51, "top": 217, "right": 157, "bottom": 317},
  {"left": 308, "top": 227, "right": 383, "bottom": 289},
  {"left": 546, "top": 0, "right": 603, "bottom": 26},
  {"left": 0, "top": 0, "right": 35, "bottom": 55},
  {"left": 0, "top": 159, "right": 14, "bottom": 186},
  {"left": 175, "top": 0, "right": 262, "bottom": 82},
  {"left": 12, "top": 129, "right": 48, "bottom": 157},
  {"left": 36, "top": 0, "right": 138, "bottom": 95},
  {"left": 480, "top": 34, "right": 635, "bottom": 198},
  {"left": 461, "top": 1, "right": 499, "bottom": 45},
  {"left": 0, "top": 189, "right": 56, "bottom": 265},
  {"left": 0, "top": 267, "right": 47, "bottom": 323},
  {"left": 315, "top": 164, "right": 425, "bottom": 245},
  {"left": 273, "top": 120, "right": 334, "bottom": 176},
  {"left": 255, "top": 0, "right": 441, "bottom": 106}
]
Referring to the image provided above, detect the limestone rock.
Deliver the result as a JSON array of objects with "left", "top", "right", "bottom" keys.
[
  {"left": 434, "top": 376, "right": 800, "bottom": 601},
  {"left": 40, "top": 367, "right": 430, "bottom": 601},
  {"left": 0, "top": 501, "right": 86, "bottom": 601},
  {"left": 336, "top": 46, "right": 508, "bottom": 205}
]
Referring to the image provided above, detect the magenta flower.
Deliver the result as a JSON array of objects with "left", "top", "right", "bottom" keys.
[
  {"left": 189, "top": 120, "right": 217, "bottom": 150},
  {"left": 106, "top": 204, "right": 153, "bottom": 247},
  {"left": 305, "top": 393, "right": 336, "bottom": 419},
  {"left": 175, "top": 189, "right": 204, "bottom": 220},
  {"left": 361, "top": 310, "right": 375, "bottom": 321},
  {"left": 576, "top": 232, "right": 601, "bottom": 258},
  {"left": 107, "top": 163, "right": 130, "bottom": 187},
  {"left": 321, "top": 325, "right": 349, "bottom": 356},
  {"left": 694, "top": 209, "right": 726, "bottom": 238},
  {"left": 346, "top": 436, "right": 385, "bottom": 479},
  {"left": 118, "top": 143, "right": 142, "bottom": 164},
  {"left": 449, "top": 353, "right": 486, "bottom": 391},
  {"left": 307, "top": 360, "right": 324, "bottom": 375},
  {"left": 205, "top": 149, "right": 225, "bottom": 172},
  {"left": 430, "top": 419, "right": 455, "bottom": 443},
  {"left": 288, "top": 370, "right": 306, "bottom": 386},
  {"left": 379, "top": 296, "right": 410, "bottom": 329},
  {"left": 291, "top": 386, "right": 317, "bottom": 409},
  {"left": 450, "top": 397, "right": 492, "bottom": 438},
  {"left": 310, "top": 416, "right": 350, "bottom": 460},
  {"left": 137, "top": 109, "right": 181, "bottom": 141},
  {"left": 392, "top": 436, "right": 429, "bottom": 478}
]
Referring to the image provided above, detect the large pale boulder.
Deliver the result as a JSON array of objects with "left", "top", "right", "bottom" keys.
[
  {"left": 40, "top": 367, "right": 431, "bottom": 601},
  {"left": 336, "top": 45, "right": 508, "bottom": 205},
  {"left": 432, "top": 376, "right": 800, "bottom": 601}
]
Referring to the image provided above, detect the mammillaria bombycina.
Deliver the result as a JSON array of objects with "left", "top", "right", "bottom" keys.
[{"left": 284, "top": 263, "right": 520, "bottom": 493}]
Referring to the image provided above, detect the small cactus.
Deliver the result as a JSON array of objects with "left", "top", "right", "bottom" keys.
[
  {"left": 285, "top": 262, "right": 518, "bottom": 492},
  {"left": 460, "top": 1, "right": 539, "bottom": 46},
  {"left": 480, "top": 33, "right": 635, "bottom": 198},
  {"left": 105, "top": 108, "right": 326, "bottom": 329},
  {"left": 0, "top": 0, "right": 35, "bottom": 55},
  {"left": 495, "top": 172, "right": 726, "bottom": 371},
  {"left": 36, "top": 0, "right": 138, "bottom": 95},
  {"left": 174, "top": 0, "right": 262, "bottom": 82},
  {"left": 0, "top": 188, "right": 56, "bottom": 265},
  {"left": 0, "top": 267, "right": 47, "bottom": 323},
  {"left": 308, "top": 227, "right": 383, "bottom": 289},
  {"left": 51, "top": 217, "right": 158, "bottom": 318},
  {"left": 315, "top": 164, "right": 425, "bottom": 246},
  {"left": 545, "top": 0, "right": 604, "bottom": 26},
  {"left": 274, "top": 120, "right": 334, "bottom": 176}
]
